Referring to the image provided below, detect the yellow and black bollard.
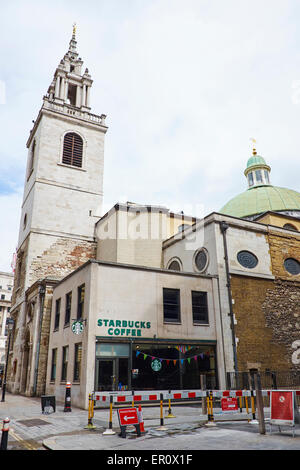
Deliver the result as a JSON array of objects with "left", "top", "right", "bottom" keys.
[
  {"left": 205, "top": 391, "right": 216, "bottom": 427},
  {"left": 245, "top": 394, "right": 250, "bottom": 422},
  {"left": 156, "top": 393, "right": 167, "bottom": 430},
  {"left": 165, "top": 392, "right": 176, "bottom": 418},
  {"left": 103, "top": 395, "right": 116, "bottom": 435},
  {"left": 249, "top": 390, "right": 258, "bottom": 423},
  {"left": 85, "top": 394, "right": 96, "bottom": 430}
]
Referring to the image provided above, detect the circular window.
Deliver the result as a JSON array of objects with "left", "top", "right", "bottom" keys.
[
  {"left": 194, "top": 249, "right": 208, "bottom": 272},
  {"left": 284, "top": 258, "right": 300, "bottom": 275},
  {"left": 167, "top": 260, "right": 181, "bottom": 271},
  {"left": 237, "top": 250, "right": 258, "bottom": 269}
]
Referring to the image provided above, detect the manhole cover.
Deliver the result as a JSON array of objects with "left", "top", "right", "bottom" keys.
[{"left": 17, "top": 419, "right": 50, "bottom": 427}]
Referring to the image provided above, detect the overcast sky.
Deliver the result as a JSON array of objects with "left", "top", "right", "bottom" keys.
[{"left": 1, "top": 0, "right": 300, "bottom": 272}]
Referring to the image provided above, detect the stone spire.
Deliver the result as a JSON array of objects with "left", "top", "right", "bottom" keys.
[{"left": 45, "top": 25, "right": 93, "bottom": 110}]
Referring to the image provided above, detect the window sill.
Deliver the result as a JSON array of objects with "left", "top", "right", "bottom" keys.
[
  {"left": 193, "top": 322, "right": 209, "bottom": 327},
  {"left": 57, "top": 163, "right": 86, "bottom": 172},
  {"left": 163, "top": 320, "right": 181, "bottom": 325}
]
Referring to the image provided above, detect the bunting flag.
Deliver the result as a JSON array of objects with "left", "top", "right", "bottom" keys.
[{"left": 135, "top": 347, "right": 213, "bottom": 366}]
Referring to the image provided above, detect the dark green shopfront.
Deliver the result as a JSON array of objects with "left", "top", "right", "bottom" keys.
[{"left": 95, "top": 338, "right": 218, "bottom": 392}]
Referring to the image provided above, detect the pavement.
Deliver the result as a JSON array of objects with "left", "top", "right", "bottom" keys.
[{"left": 1, "top": 392, "right": 300, "bottom": 454}]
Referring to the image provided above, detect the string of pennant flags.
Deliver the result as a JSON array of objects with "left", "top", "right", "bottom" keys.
[{"left": 135, "top": 347, "right": 214, "bottom": 366}]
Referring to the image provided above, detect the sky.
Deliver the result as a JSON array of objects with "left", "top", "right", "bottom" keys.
[{"left": 1, "top": 0, "right": 300, "bottom": 272}]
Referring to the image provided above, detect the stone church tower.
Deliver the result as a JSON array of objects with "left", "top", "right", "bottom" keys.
[{"left": 9, "top": 27, "right": 108, "bottom": 395}]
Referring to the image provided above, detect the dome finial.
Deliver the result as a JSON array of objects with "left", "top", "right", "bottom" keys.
[{"left": 250, "top": 137, "right": 257, "bottom": 155}]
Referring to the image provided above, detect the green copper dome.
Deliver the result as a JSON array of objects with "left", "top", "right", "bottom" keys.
[
  {"left": 220, "top": 185, "right": 300, "bottom": 219},
  {"left": 246, "top": 154, "right": 267, "bottom": 168},
  {"left": 220, "top": 149, "right": 300, "bottom": 218}
]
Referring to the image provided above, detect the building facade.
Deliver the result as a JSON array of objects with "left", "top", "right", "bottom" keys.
[
  {"left": 45, "top": 260, "right": 223, "bottom": 408},
  {"left": 0, "top": 271, "right": 14, "bottom": 380},
  {"left": 6, "top": 30, "right": 300, "bottom": 407}
]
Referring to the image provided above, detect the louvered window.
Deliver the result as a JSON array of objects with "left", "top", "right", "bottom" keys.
[{"left": 62, "top": 132, "right": 83, "bottom": 168}]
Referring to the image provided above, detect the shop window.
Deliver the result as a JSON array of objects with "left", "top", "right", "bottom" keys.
[
  {"left": 50, "top": 348, "right": 57, "bottom": 381},
  {"left": 65, "top": 291, "right": 72, "bottom": 326},
  {"left": 61, "top": 346, "right": 69, "bottom": 381},
  {"left": 77, "top": 284, "right": 85, "bottom": 320},
  {"left": 192, "top": 291, "right": 209, "bottom": 325},
  {"left": 163, "top": 288, "right": 181, "bottom": 323},
  {"left": 73, "top": 343, "right": 82, "bottom": 381},
  {"left": 54, "top": 298, "right": 61, "bottom": 330}
]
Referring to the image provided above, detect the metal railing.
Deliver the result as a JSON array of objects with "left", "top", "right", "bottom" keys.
[{"left": 226, "top": 371, "right": 300, "bottom": 390}]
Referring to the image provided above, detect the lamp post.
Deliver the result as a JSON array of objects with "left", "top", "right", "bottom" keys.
[{"left": 1, "top": 318, "right": 14, "bottom": 402}]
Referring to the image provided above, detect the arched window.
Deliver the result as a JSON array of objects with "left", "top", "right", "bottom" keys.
[
  {"left": 283, "top": 223, "right": 298, "bottom": 232},
  {"left": 167, "top": 259, "right": 181, "bottom": 271},
  {"left": 62, "top": 132, "right": 83, "bottom": 168}
]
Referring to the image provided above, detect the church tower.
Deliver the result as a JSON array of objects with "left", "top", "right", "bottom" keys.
[{"left": 9, "top": 27, "right": 108, "bottom": 395}]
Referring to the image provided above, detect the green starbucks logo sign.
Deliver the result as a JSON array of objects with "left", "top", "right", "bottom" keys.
[
  {"left": 72, "top": 321, "right": 84, "bottom": 335},
  {"left": 151, "top": 359, "right": 162, "bottom": 372}
]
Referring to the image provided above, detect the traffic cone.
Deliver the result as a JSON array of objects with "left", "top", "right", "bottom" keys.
[{"left": 138, "top": 404, "right": 145, "bottom": 433}]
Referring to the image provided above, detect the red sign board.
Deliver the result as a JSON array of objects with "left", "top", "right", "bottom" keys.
[
  {"left": 221, "top": 397, "right": 238, "bottom": 412},
  {"left": 271, "top": 391, "right": 294, "bottom": 425},
  {"left": 118, "top": 408, "right": 139, "bottom": 426}
]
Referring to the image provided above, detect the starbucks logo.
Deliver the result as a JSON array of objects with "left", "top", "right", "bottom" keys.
[
  {"left": 72, "top": 321, "right": 84, "bottom": 335},
  {"left": 151, "top": 359, "right": 162, "bottom": 372}
]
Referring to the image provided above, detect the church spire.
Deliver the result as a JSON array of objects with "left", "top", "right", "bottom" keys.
[{"left": 45, "top": 24, "right": 93, "bottom": 110}]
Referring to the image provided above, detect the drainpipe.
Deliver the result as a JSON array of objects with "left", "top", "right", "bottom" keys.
[
  {"left": 220, "top": 221, "right": 238, "bottom": 376},
  {"left": 33, "top": 283, "right": 45, "bottom": 395}
]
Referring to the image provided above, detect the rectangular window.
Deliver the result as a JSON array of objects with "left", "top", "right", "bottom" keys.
[
  {"left": 192, "top": 291, "right": 209, "bottom": 324},
  {"left": 163, "top": 288, "right": 181, "bottom": 323},
  {"left": 255, "top": 170, "right": 262, "bottom": 183},
  {"left": 61, "top": 346, "right": 69, "bottom": 381},
  {"left": 77, "top": 284, "right": 85, "bottom": 320},
  {"left": 50, "top": 348, "right": 57, "bottom": 381},
  {"left": 65, "top": 291, "right": 72, "bottom": 326},
  {"left": 54, "top": 298, "right": 61, "bottom": 330},
  {"left": 73, "top": 343, "right": 82, "bottom": 381}
]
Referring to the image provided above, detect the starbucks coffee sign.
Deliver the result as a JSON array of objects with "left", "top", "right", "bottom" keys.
[
  {"left": 72, "top": 321, "right": 84, "bottom": 335},
  {"left": 97, "top": 318, "right": 151, "bottom": 337}
]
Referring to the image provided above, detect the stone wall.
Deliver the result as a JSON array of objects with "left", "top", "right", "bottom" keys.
[{"left": 231, "top": 275, "right": 289, "bottom": 372}]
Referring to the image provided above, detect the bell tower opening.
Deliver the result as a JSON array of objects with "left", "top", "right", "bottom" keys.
[{"left": 67, "top": 84, "right": 77, "bottom": 106}]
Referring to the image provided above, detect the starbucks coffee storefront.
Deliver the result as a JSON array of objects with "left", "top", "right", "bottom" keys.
[
  {"left": 46, "top": 260, "right": 225, "bottom": 409},
  {"left": 95, "top": 338, "right": 218, "bottom": 392}
]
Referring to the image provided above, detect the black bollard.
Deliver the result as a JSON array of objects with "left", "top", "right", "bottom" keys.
[
  {"left": 1, "top": 418, "right": 10, "bottom": 450},
  {"left": 63, "top": 382, "right": 72, "bottom": 412}
]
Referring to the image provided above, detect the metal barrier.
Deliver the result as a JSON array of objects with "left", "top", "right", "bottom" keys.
[{"left": 93, "top": 389, "right": 296, "bottom": 405}]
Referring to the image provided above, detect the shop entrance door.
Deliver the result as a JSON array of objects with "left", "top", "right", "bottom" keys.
[
  {"left": 95, "top": 357, "right": 129, "bottom": 391},
  {"left": 96, "top": 359, "right": 117, "bottom": 391}
]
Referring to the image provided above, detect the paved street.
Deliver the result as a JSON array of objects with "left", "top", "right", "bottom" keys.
[{"left": 0, "top": 392, "right": 300, "bottom": 457}]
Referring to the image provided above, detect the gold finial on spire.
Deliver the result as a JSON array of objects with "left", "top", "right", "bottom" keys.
[
  {"left": 72, "top": 22, "right": 77, "bottom": 37},
  {"left": 250, "top": 137, "right": 257, "bottom": 155}
]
